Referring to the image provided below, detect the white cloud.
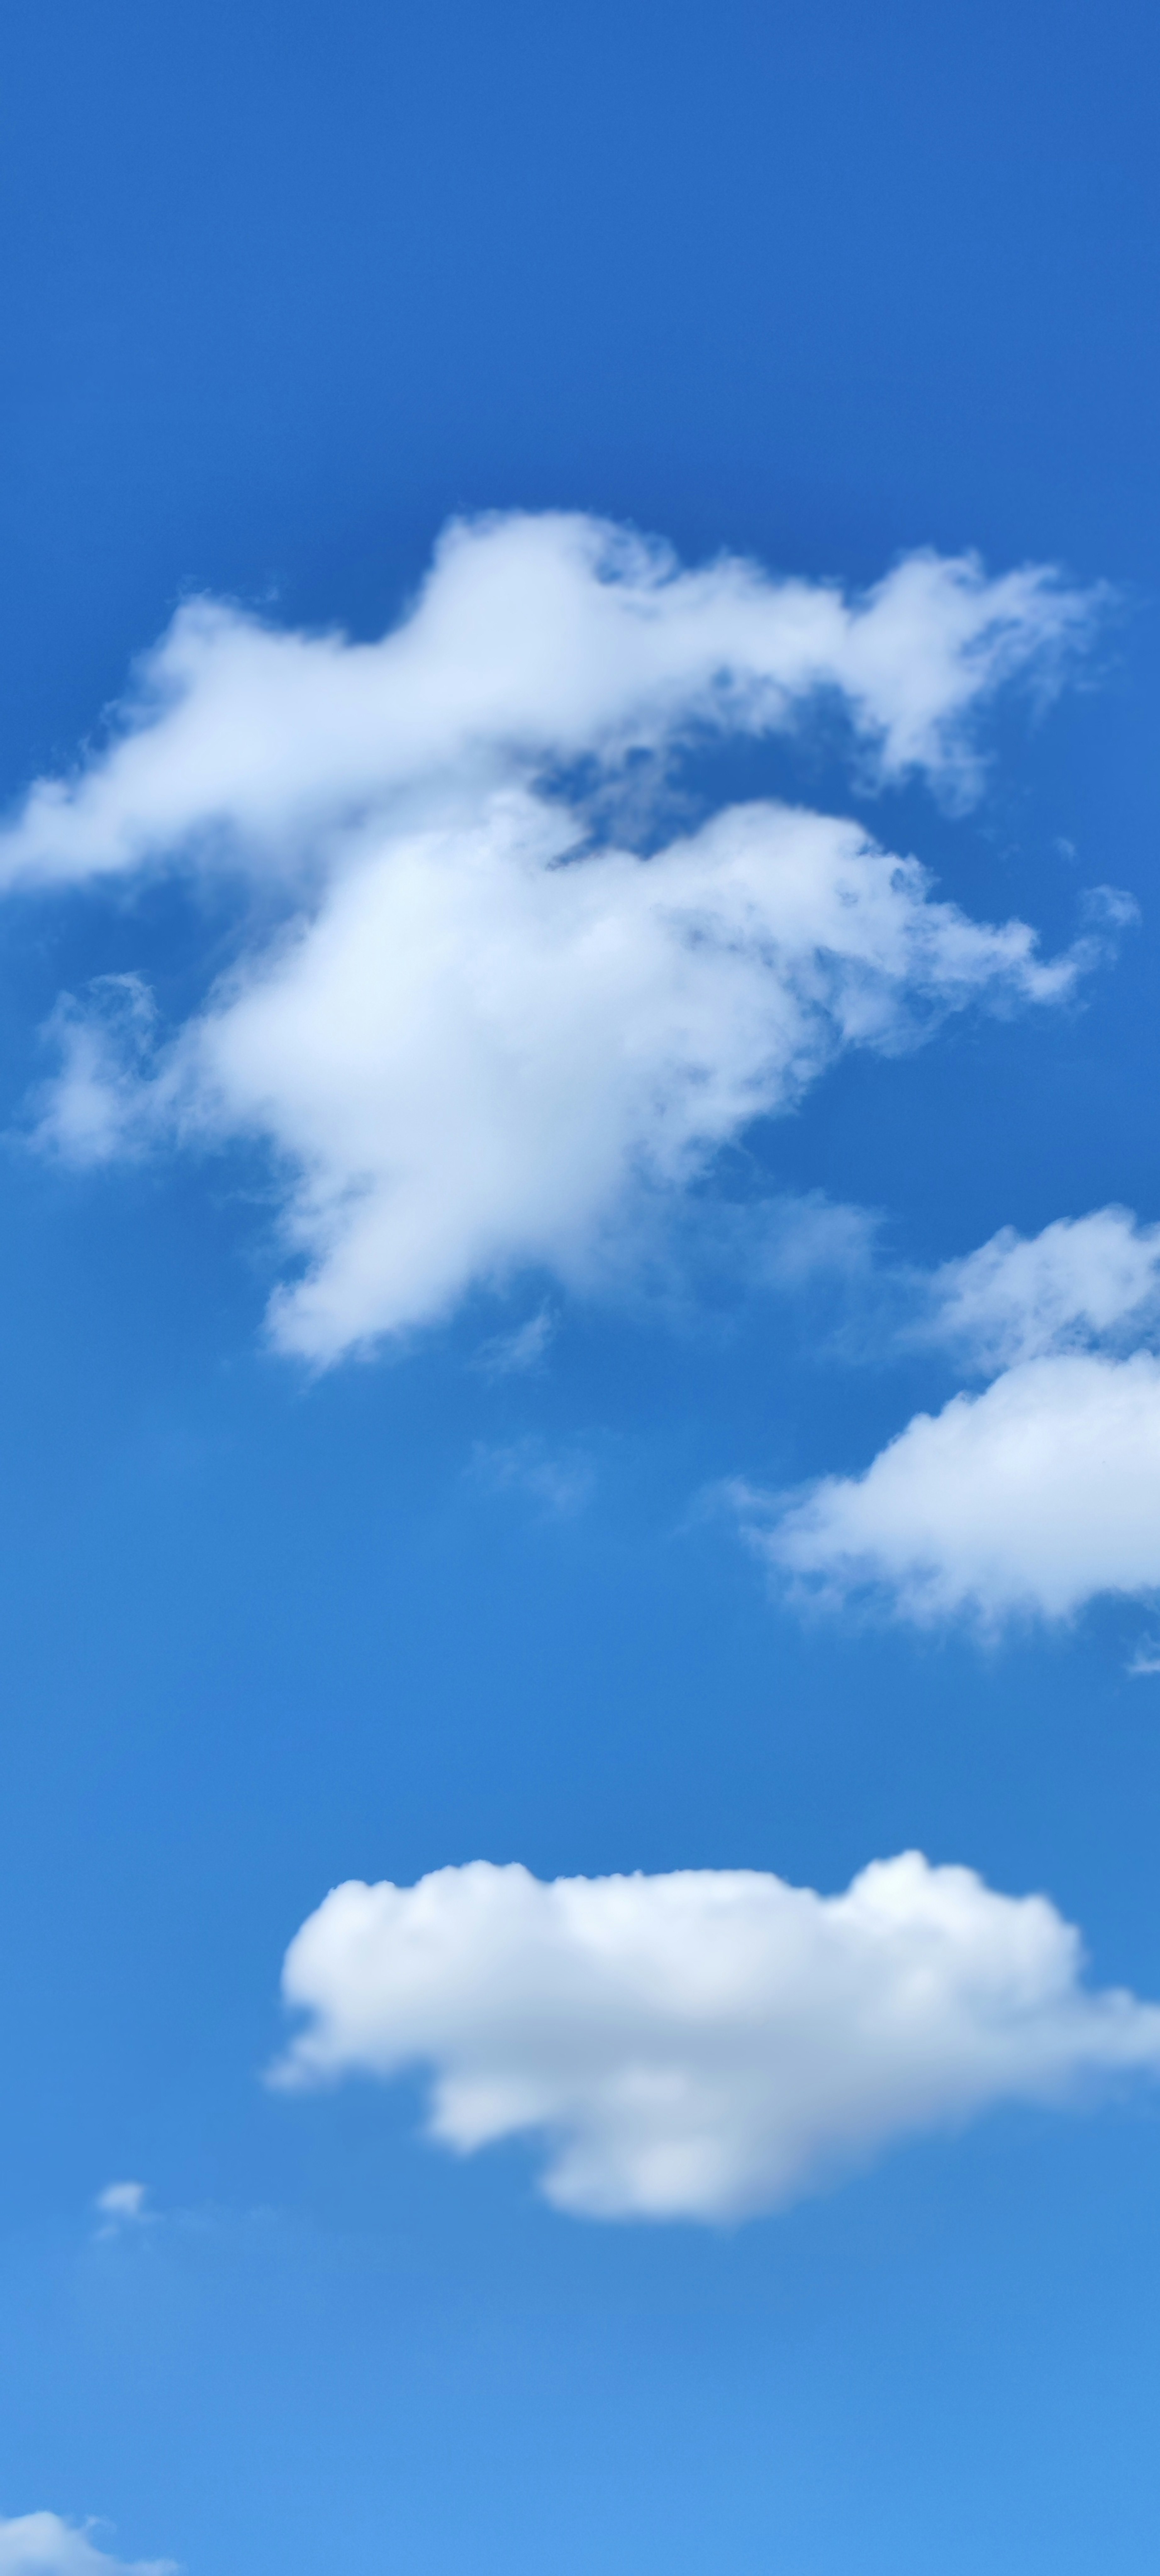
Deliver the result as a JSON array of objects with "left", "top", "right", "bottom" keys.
[
  {"left": 272, "top": 1852, "right": 1160, "bottom": 2221},
  {"left": 0, "top": 2514, "right": 176, "bottom": 2576},
  {"left": 739, "top": 1204, "right": 1160, "bottom": 1627},
  {"left": 0, "top": 516, "right": 1100, "bottom": 891},
  {"left": 925, "top": 1206, "right": 1160, "bottom": 1368},
  {"left": 93, "top": 2180, "right": 151, "bottom": 2238},
  {"left": 5, "top": 513, "right": 1111, "bottom": 1361},
  {"left": 757, "top": 1350, "right": 1160, "bottom": 1624}
]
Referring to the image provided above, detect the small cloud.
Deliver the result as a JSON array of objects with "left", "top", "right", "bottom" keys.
[
  {"left": 747, "top": 1192, "right": 882, "bottom": 1289},
  {"left": 745, "top": 1351, "right": 1160, "bottom": 1629},
  {"left": 920, "top": 1207, "right": 1160, "bottom": 1374},
  {"left": 32, "top": 974, "right": 158, "bottom": 1167},
  {"left": 93, "top": 2180, "right": 152, "bottom": 2239},
  {"left": 1127, "top": 1639, "right": 1160, "bottom": 1677},
  {"left": 682, "top": 1473, "right": 773, "bottom": 1540},
  {"left": 470, "top": 1436, "right": 595, "bottom": 1517},
  {"left": 0, "top": 2510, "right": 177, "bottom": 2574},
  {"left": 473, "top": 1305, "right": 556, "bottom": 1378},
  {"left": 1081, "top": 882, "right": 1139, "bottom": 931}
]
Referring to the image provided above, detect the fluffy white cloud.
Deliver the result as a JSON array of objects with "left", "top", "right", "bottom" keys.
[
  {"left": 6, "top": 512, "right": 1109, "bottom": 1360},
  {"left": 0, "top": 2514, "right": 175, "bottom": 2576},
  {"left": 272, "top": 1852, "right": 1160, "bottom": 2221},
  {"left": 0, "top": 515, "right": 1099, "bottom": 889},
  {"left": 926, "top": 1206, "right": 1160, "bottom": 1368},
  {"left": 741, "top": 1205, "right": 1160, "bottom": 1625},
  {"left": 759, "top": 1350, "right": 1160, "bottom": 1624}
]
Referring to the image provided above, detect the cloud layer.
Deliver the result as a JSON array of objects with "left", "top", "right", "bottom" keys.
[
  {"left": 0, "top": 2515, "right": 175, "bottom": 2576},
  {"left": 273, "top": 1853, "right": 1160, "bottom": 2220},
  {"left": 6, "top": 512, "right": 1107, "bottom": 1360},
  {"left": 752, "top": 1208, "right": 1160, "bottom": 1626}
]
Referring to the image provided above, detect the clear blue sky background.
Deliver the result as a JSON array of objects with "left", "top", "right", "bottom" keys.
[{"left": 1, "top": 3, "right": 1159, "bottom": 2569}]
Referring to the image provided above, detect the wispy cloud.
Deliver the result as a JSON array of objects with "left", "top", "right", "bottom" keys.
[
  {"left": 92, "top": 2180, "right": 153, "bottom": 2241},
  {"left": 470, "top": 1437, "right": 597, "bottom": 1518},
  {"left": 920, "top": 1204, "right": 1160, "bottom": 1371},
  {"left": 473, "top": 1306, "right": 557, "bottom": 1378}
]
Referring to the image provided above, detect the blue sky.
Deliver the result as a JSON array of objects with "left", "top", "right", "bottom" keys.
[{"left": 2, "top": 2, "right": 1160, "bottom": 2569}]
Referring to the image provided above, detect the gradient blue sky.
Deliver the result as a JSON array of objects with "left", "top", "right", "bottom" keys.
[{"left": 2, "top": 3, "right": 1160, "bottom": 2570}]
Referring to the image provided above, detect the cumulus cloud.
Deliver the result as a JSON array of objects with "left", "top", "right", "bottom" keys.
[
  {"left": 740, "top": 1205, "right": 1160, "bottom": 1626},
  {"left": 5, "top": 512, "right": 1110, "bottom": 1360},
  {"left": 271, "top": 1853, "right": 1160, "bottom": 2221},
  {"left": 925, "top": 1206, "right": 1160, "bottom": 1369},
  {"left": 0, "top": 2514, "right": 176, "bottom": 2576},
  {"left": 756, "top": 1351, "right": 1160, "bottom": 1625}
]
